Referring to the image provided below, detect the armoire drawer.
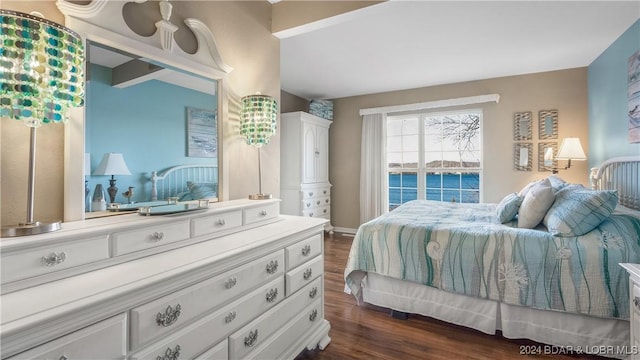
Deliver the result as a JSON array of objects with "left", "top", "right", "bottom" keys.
[
  {"left": 301, "top": 187, "right": 330, "bottom": 199},
  {"left": 130, "top": 250, "right": 285, "bottom": 349},
  {"left": 243, "top": 203, "right": 279, "bottom": 225},
  {"left": 302, "top": 205, "right": 330, "bottom": 219},
  {"left": 192, "top": 210, "right": 243, "bottom": 237},
  {"left": 1, "top": 236, "right": 110, "bottom": 284},
  {"left": 286, "top": 255, "right": 323, "bottom": 295},
  {"left": 286, "top": 234, "right": 322, "bottom": 271},
  {"left": 112, "top": 221, "right": 190, "bottom": 256},
  {"left": 131, "top": 277, "right": 285, "bottom": 360},
  {"left": 8, "top": 313, "right": 126, "bottom": 360},
  {"left": 228, "top": 277, "right": 322, "bottom": 359}
]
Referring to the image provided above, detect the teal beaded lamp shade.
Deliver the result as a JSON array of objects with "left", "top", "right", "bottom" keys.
[
  {"left": 239, "top": 93, "right": 277, "bottom": 200},
  {"left": 0, "top": 10, "right": 85, "bottom": 237},
  {"left": 239, "top": 94, "right": 278, "bottom": 148}
]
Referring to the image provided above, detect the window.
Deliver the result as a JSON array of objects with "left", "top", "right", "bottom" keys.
[{"left": 387, "top": 110, "right": 482, "bottom": 210}]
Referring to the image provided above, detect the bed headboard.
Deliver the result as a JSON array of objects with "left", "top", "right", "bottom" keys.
[
  {"left": 590, "top": 156, "right": 640, "bottom": 211},
  {"left": 150, "top": 164, "right": 217, "bottom": 201}
]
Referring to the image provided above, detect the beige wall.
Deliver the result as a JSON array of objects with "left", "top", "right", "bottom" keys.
[
  {"left": 330, "top": 68, "right": 589, "bottom": 231},
  {"left": 281, "top": 90, "right": 309, "bottom": 113},
  {"left": 272, "top": 1, "right": 383, "bottom": 34},
  {"left": 1, "top": 1, "right": 280, "bottom": 225}
]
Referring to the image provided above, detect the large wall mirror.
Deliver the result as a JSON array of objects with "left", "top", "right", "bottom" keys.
[{"left": 58, "top": 0, "right": 231, "bottom": 221}]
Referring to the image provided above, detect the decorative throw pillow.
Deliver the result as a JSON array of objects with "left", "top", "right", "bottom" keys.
[
  {"left": 518, "top": 178, "right": 555, "bottom": 229},
  {"left": 543, "top": 188, "right": 618, "bottom": 237},
  {"left": 547, "top": 175, "right": 569, "bottom": 193},
  {"left": 518, "top": 179, "right": 541, "bottom": 198},
  {"left": 496, "top": 193, "right": 522, "bottom": 223},
  {"left": 187, "top": 181, "right": 218, "bottom": 199}
]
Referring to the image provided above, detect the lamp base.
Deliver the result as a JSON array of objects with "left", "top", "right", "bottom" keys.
[
  {"left": 1, "top": 221, "right": 61, "bottom": 238},
  {"left": 248, "top": 193, "right": 273, "bottom": 200}
]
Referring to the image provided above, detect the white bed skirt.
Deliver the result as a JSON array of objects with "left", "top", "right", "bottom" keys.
[{"left": 359, "top": 273, "right": 630, "bottom": 359}]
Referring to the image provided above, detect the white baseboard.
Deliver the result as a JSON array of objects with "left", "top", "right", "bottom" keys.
[{"left": 333, "top": 227, "right": 357, "bottom": 236}]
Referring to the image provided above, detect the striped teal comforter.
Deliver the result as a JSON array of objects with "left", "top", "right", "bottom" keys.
[{"left": 344, "top": 200, "right": 640, "bottom": 319}]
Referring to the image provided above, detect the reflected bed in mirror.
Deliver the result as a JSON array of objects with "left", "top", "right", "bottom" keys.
[{"left": 84, "top": 42, "right": 219, "bottom": 216}]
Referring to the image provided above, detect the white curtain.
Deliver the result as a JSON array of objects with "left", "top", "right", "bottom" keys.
[{"left": 360, "top": 112, "right": 388, "bottom": 224}]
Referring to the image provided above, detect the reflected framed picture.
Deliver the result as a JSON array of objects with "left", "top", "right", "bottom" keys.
[
  {"left": 514, "top": 143, "right": 532, "bottom": 172},
  {"left": 538, "top": 110, "right": 558, "bottom": 140},
  {"left": 538, "top": 142, "right": 557, "bottom": 172},
  {"left": 513, "top": 111, "right": 532, "bottom": 141},
  {"left": 187, "top": 107, "right": 218, "bottom": 158}
]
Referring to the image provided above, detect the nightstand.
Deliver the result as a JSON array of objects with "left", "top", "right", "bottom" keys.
[{"left": 621, "top": 263, "right": 640, "bottom": 359}]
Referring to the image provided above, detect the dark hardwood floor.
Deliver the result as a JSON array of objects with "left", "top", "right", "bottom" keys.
[{"left": 296, "top": 232, "right": 608, "bottom": 360}]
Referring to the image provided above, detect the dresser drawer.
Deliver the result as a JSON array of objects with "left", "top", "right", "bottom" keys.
[
  {"left": 112, "top": 221, "right": 190, "bottom": 256},
  {"left": 8, "top": 313, "right": 126, "bottom": 360},
  {"left": 192, "top": 210, "right": 242, "bottom": 237},
  {"left": 286, "top": 255, "right": 323, "bottom": 295},
  {"left": 243, "top": 203, "right": 279, "bottom": 225},
  {"left": 1, "top": 236, "right": 109, "bottom": 284},
  {"left": 302, "top": 205, "right": 330, "bottom": 218},
  {"left": 246, "top": 299, "right": 323, "bottom": 360},
  {"left": 286, "top": 234, "right": 322, "bottom": 271},
  {"left": 229, "top": 277, "right": 322, "bottom": 359},
  {"left": 130, "top": 250, "right": 285, "bottom": 349},
  {"left": 132, "top": 277, "right": 285, "bottom": 360},
  {"left": 195, "top": 340, "right": 228, "bottom": 360}
]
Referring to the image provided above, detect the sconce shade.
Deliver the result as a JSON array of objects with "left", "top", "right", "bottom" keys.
[
  {"left": 0, "top": 10, "right": 85, "bottom": 128},
  {"left": 240, "top": 94, "right": 278, "bottom": 148},
  {"left": 94, "top": 153, "right": 131, "bottom": 176},
  {"left": 556, "top": 138, "right": 586, "bottom": 161}
]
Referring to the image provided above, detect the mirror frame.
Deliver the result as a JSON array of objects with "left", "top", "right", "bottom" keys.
[{"left": 57, "top": 0, "right": 231, "bottom": 221}]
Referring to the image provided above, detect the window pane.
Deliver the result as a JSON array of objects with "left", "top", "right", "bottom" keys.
[
  {"left": 402, "top": 188, "right": 417, "bottom": 202},
  {"left": 443, "top": 189, "right": 460, "bottom": 203},
  {"left": 401, "top": 172, "right": 417, "bottom": 188},
  {"left": 403, "top": 117, "right": 419, "bottom": 134},
  {"left": 387, "top": 136, "right": 402, "bottom": 152},
  {"left": 425, "top": 152, "right": 442, "bottom": 168},
  {"left": 389, "top": 172, "right": 401, "bottom": 187},
  {"left": 462, "top": 173, "right": 480, "bottom": 190},
  {"left": 402, "top": 134, "right": 418, "bottom": 152},
  {"left": 426, "top": 172, "right": 441, "bottom": 188},
  {"left": 387, "top": 119, "right": 403, "bottom": 136},
  {"left": 443, "top": 173, "right": 460, "bottom": 188},
  {"left": 424, "top": 132, "right": 442, "bottom": 151},
  {"left": 461, "top": 190, "right": 480, "bottom": 203},
  {"left": 426, "top": 189, "right": 442, "bottom": 201},
  {"left": 388, "top": 153, "right": 402, "bottom": 168},
  {"left": 461, "top": 150, "right": 480, "bottom": 167},
  {"left": 402, "top": 152, "right": 419, "bottom": 168},
  {"left": 442, "top": 152, "right": 461, "bottom": 168}
]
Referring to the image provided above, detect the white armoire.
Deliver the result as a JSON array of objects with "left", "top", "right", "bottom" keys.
[{"left": 280, "top": 112, "right": 333, "bottom": 233}]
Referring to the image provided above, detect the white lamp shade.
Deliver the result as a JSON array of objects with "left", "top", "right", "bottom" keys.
[
  {"left": 556, "top": 138, "right": 586, "bottom": 160},
  {"left": 93, "top": 153, "right": 131, "bottom": 176}
]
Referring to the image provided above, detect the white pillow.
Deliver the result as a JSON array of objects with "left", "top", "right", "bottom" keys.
[
  {"left": 518, "top": 179, "right": 541, "bottom": 198},
  {"left": 518, "top": 178, "right": 555, "bottom": 229}
]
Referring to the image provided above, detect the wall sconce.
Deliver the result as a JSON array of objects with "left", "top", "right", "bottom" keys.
[
  {"left": 93, "top": 153, "right": 131, "bottom": 204},
  {"left": 239, "top": 93, "right": 278, "bottom": 200},
  {"left": 553, "top": 137, "right": 586, "bottom": 174},
  {"left": 0, "top": 10, "right": 85, "bottom": 237}
]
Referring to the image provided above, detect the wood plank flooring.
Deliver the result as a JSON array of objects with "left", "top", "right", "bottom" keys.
[{"left": 296, "top": 232, "right": 609, "bottom": 360}]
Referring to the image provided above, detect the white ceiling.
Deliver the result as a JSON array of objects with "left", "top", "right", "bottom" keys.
[{"left": 278, "top": 1, "right": 640, "bottom": 100}]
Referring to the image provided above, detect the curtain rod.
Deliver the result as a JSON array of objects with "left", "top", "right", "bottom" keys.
[{"left": 359, "top": 94, "right": 500, "bottom": 116}]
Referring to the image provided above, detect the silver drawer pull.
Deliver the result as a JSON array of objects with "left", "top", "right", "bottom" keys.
[
  {"left": 634, "top": 296, "right": 640, "bottom": 311},
  {"left": 266, "top": 288, "right": 278, "bottom": 303},
  {"left": 150, "top": 231, "right": 165, "bottom": 242},
  {"left": 301, "top": 244, "right": 311, "bottom": 257},
  {"left": 216, "top": 219, "right": 226, "bottom": 226},
  {"left": 41, "top": 252, "right": 67, "bottom": 267},
  {"left": 244, "top": 329, "right": 258, "bottom": 347},
  {"left": 266, "top": 260, "right": 278, "bottom": 274},
  {"left": 156, "top": 304, "right": 182, "bottom": 327},
  {"left": 225, "top": 277, "right": 237, "bottom": 289},
  {"left": 309, "top": 286, "right": 318, "bottom": 299},
  {"left": 225, "top": 311, "right": 237, "bottom": 324},
  {"left": 59, "top": 356, "right": 68, "bottom": 360},
  {"left": 303, "top": 268, "right": 313, "bottom": 280},
  {"left": 323, "top": 190, "right": 327, "bottom": 194},
  {"left": 309, "top": 212, "right": 314, "bottom": 217},
  {"left": 309, "top": 309, "right": 318, "bottom": 322},
  {"left": 156, "top": 344, "right": 181, "bottom": 360},
  {"left": 323, "top": 209, "right": 327, "bottom": 213},
  {"left": 259, "top": 210, "right": 268, "bottom": 216},
  {"left": 325, "top": 199, "right": 329, "bottom": 203},
  {"left": 306, "top": 202, "right": 311, "bottom": 208},
  {"left": 316, "top": 200, "right": 321, "bottom": 205},
  {"left": 309, "top": 192, "right": 314, "bottom": 197}
]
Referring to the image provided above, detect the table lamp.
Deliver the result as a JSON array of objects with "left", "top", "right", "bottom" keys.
[
  {"left": 93, "top": 153, "right": 131, "bottom": 204},
  {"left": 0, "top": 10, "right": 85, "bottom": 237},
  {"left": 239, "top": 93, "right": 278, "bottom": 200}
]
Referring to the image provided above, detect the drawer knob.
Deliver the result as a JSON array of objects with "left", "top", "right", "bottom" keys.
[
  {"left": 266, "top": 260, "right": 279, "bottom": 274},
  {"left": 323, "top": 190, "right": 327, "bottom": 194},
  {"left": 59, "top": 356, "right": 68, "bottom": 360},
  {"left": 309, "top": 192, "right": 314, "bottom": 197},
  {"left": 316, "top": 200, "right": 321, "bottom": 205},
  {"left": 41, "top": 252, "right": 67, "bottom": 267},
  {"left": 303, "top": 268, "right": 313, "bottom": 280},
  {"left": 225, "top": 311, "right": 237, "bottom": 324},
  {"left": 266, "top": 288, "right": 278, "bottom": 303},
  {"left": 634, "top": 296, "right": 640, "bottom": 311},
  {"left": 306, "top": 202, "right": 311, "bottom": 208},
  {"left": 157, "top": 345, "right": 181, "bottom": 360},
  {"left": 259, "top": 210, "right": 268, "bottom": 216},
  {"left": 150, "top": 231, "right": 165, "bottom": 242},
  {"left": 244, "top": 329, "right": 259, "bottom": 348},
  {"left": 323, "top": 209, "right": 327, "bottom": 213},
  {"left": 216, "top": 219, "right": 226, "bottom": 226},
  {"left": 309, "top": 309, "right": 318, "bottom": 322},
  {"left": 301, "top": 244, "right": 311, "bottom": 257},
  {"left": 309, "top": 286, "right": 318, "bottom": 299},
  {"left": 309, "top": 212, "right": 314, "bottom": 217},
  {"left": 156, "top": 304, "right": 182, "bottom": 327},
  {"left": 325, "top": 199, "right": 329, "bottom": 203},
  {"left": 225, "top": 277, "right": 237, "bottom": 289}
]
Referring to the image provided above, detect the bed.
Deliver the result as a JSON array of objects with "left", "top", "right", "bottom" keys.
[
  {"left": 345, "top": 156, "right": 640, "bottom": 358},
  {"left": 150, "top": 164, "right": 218, "bottom": 202}
]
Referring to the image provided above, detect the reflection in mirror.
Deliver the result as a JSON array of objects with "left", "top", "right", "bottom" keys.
[{"left": 84, "top": 42, "right": 219, "bottom": 215}]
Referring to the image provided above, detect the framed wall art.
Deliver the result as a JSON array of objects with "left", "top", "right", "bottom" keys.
[
  {"left": 514, "top": 143, "right": 532, "bottom": 172},
  {"left": 187, "top": 107, "right": 218, "bottom": 158},
  {"left": 538, "top": 142, "right": 558, "bottom": 172},
  {"left": 538, "top": 110, "right": 558, "bottom": 140},
  {"left": 513, "top": 111, "right": 532, "bottom": 141}
]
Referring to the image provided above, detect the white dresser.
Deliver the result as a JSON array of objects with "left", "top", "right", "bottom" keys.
[
  {"left": 0, "top": 199, "right": 331, "bottom": 359},
  {"left": 621, "top": 263, "right": 640, "bottom": 359},
  {"left": 280, "top": 112, "right": 333, "bottom": 233}
]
